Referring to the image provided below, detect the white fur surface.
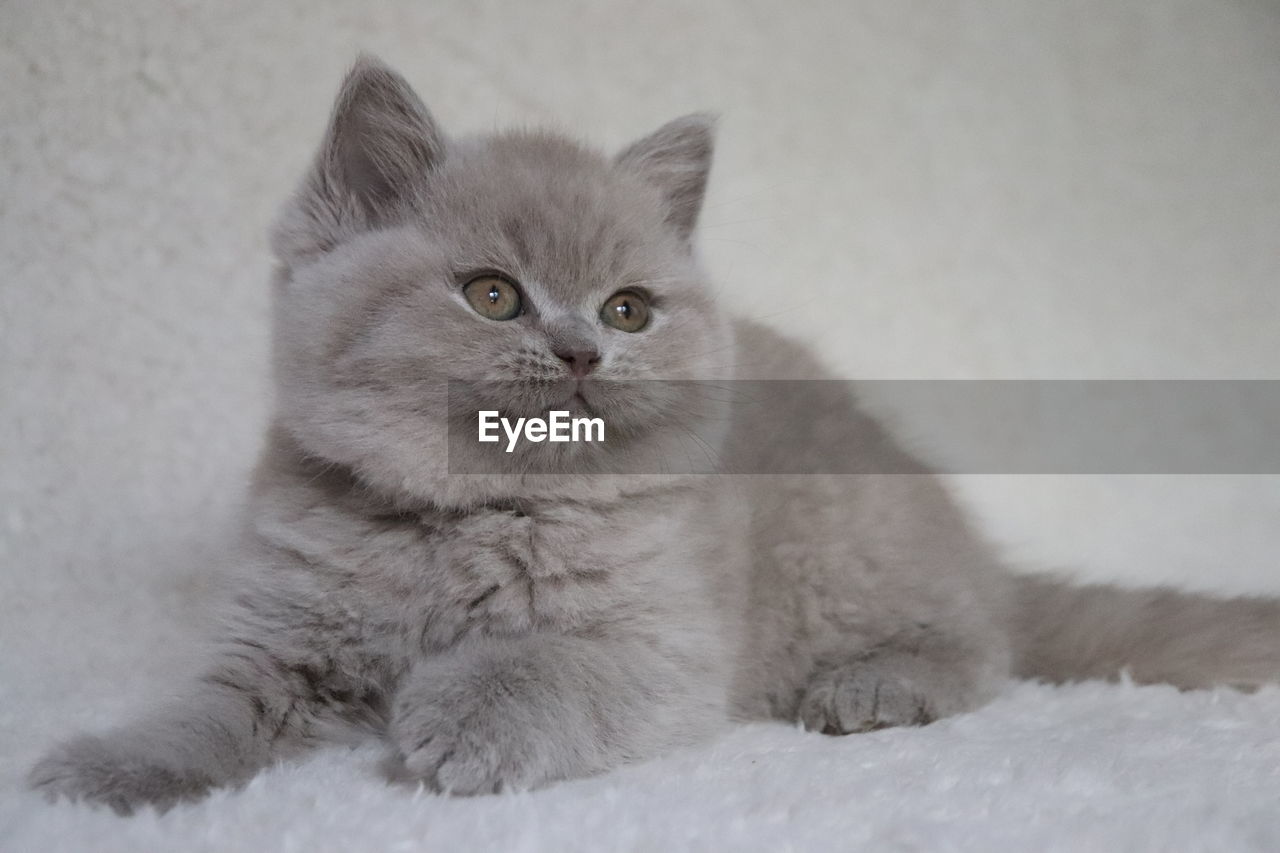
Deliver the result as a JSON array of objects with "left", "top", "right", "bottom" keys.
[
  {"left": 7, "top": 671, "right": 1280, "bottom": 851},
  {"left": 3, "top": 0, "right": 1279, "bottom": 849}
]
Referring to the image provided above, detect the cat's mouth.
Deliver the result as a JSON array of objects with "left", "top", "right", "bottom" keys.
[{"left": 562, "top": 385, "right": 596, "bottom": 415}]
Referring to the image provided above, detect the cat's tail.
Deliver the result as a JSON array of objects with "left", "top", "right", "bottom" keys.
[{"left": 1008, "top": 572, "right": 1280, "bottom": 689}]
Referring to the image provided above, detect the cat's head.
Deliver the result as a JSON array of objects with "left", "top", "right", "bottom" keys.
[{"left": 269, "top": 57, "right": 733, "bottom": 506}]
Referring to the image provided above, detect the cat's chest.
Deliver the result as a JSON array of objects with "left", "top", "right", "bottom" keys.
[{"left": 401, "top": 507, "right": 623, "bottom": 649}]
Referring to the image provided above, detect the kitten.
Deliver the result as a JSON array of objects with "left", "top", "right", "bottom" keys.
[{"left": 30, "top": 56, "right": 1280, "bottom": 814}]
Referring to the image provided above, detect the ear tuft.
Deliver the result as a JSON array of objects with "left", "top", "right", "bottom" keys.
[
  {"left": 615, "top": 113, "right": 717, "bottom": 243},
  {"left": 273, "top": 55, "right": 443, "bottom": 262}
]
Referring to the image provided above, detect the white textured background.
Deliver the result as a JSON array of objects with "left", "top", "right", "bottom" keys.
[{"left": 3, "top": 1, "right": 1279, "bottom": 850}]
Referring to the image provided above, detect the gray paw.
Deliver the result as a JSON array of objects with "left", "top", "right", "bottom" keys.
[
  {"left": 389, "top": 723, "right": 515, "bottom": 796},
  {"left": 28, "top": 735, "right": 214, "bottom": 815},
  {"left": 386, "top": 656, "right": 583, "bottom": 796},
  {"left": 799, "top": 661, "right": 938, "bottom": 735}
]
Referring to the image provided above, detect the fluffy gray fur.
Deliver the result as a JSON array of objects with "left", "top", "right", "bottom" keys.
[{"left": 30, "top": 57, "right": 1280, "bottom": 814}]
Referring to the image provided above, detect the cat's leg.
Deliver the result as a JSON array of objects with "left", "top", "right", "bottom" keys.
[
  {"left": 28, "top": 638, "right": 379, "bottom": 814},
  {"left": 798, "top": 628, "right": 1009, "bottom": 735},
  {"left": 386, "top": 632, "right": 724, "bottom": 795}
]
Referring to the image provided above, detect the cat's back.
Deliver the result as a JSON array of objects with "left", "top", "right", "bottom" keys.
[{"left": 722, "top": 319, "right": 928, "bottom": 476}]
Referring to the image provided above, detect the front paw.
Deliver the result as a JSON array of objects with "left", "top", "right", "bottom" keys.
[
  {"left": 29, "top": 734, "right": 213, "bottom": 815},
  {"left": 386, "top": 655, "right": 594, "bottom": 795},
  {"left": 799, "top": 661, "right": 938, "bottom": 735}
]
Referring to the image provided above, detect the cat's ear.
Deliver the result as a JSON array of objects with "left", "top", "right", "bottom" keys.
[
  {"left": 615, "top": 113, "right": 716, "bottom": 244},
  {"left": 273, "top": 55, "right": 444, "bottom": 261}
]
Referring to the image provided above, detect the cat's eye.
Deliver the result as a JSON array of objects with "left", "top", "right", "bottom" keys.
[
  {"left": 463, "top": 275, "right": 522, "bottom": 321},
  {"left": 600, "top": 290, "right": 650, "bottom": 333}
]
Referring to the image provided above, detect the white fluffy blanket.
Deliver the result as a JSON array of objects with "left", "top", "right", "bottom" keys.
[
  {"left": 6, "top": 674, "right": 1280, "bottom": 850},
  {"left": 4, "top": 0, "right": 1280, "bottom": 850}
]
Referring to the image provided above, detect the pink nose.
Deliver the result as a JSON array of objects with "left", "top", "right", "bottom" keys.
[{"left": 554, "top": 347, "right": 600, "bottom": 378}]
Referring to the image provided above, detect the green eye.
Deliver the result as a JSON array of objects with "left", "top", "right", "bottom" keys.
[
  {"left": 600, "top": 290, "right": 650, "bottom": 333},
  {"left": 463, "top": 275, "right": 522, "bottom": 321}
]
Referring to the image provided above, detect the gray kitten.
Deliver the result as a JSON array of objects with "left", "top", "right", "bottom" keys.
[{"left": 30, "top": 57, "right": 1280, "bottom": 815}]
